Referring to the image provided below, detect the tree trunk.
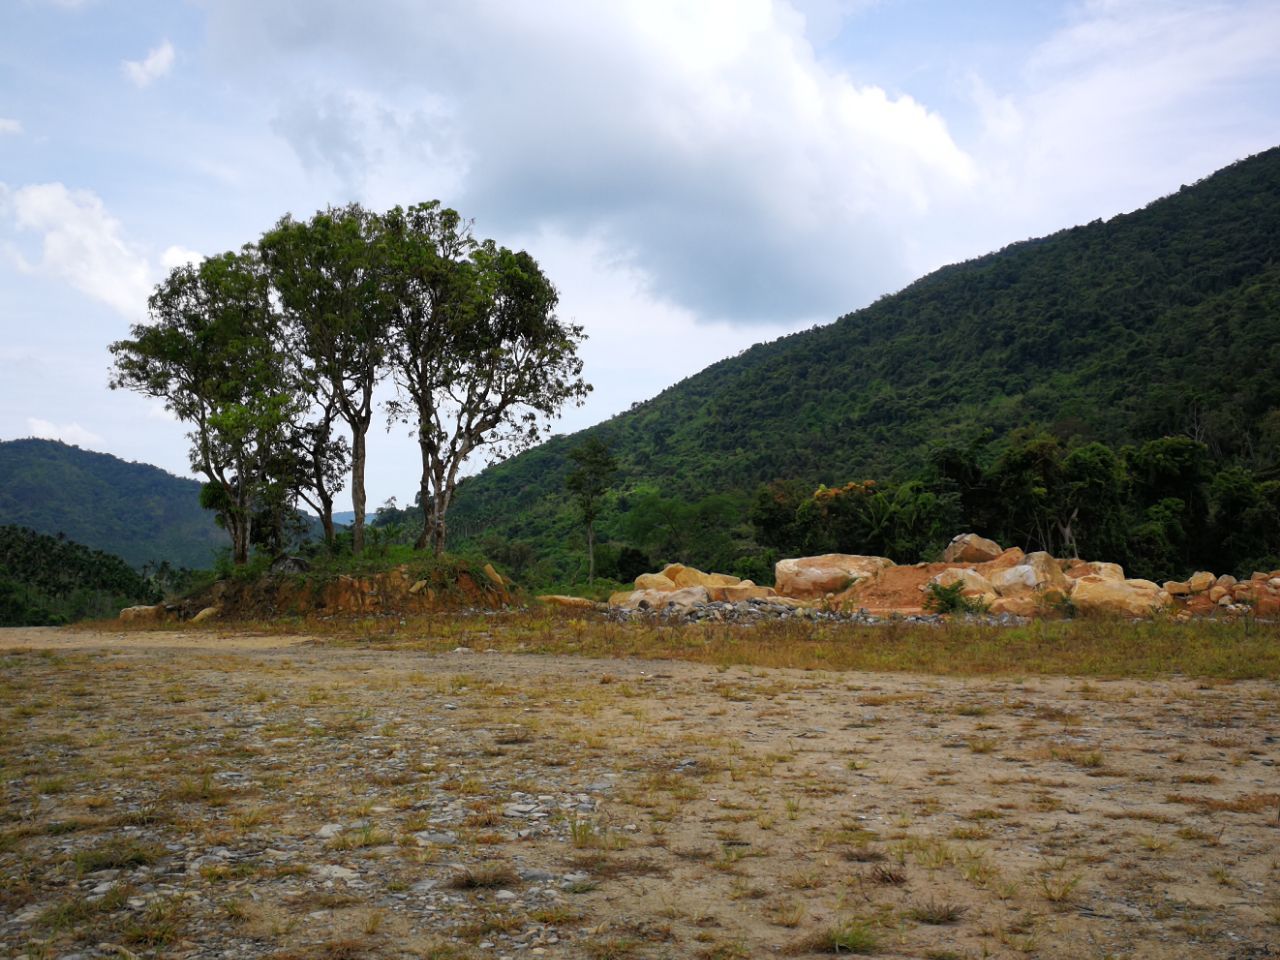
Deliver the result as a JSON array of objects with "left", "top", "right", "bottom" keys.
[
  {"left": 228, "top": 510, "right": 251, "bottom": 566},
  {"left": 414, "top": 431, "right": 434, "bottom": 551},
  {"left": 586, "top": 520, "right": 596, "bottom": 585},
  {"left": 350, "top": 427, "right": 367, "bottom": 555},
  {"left": 320, "top": 499, "right": 335, "bottom": 548}
]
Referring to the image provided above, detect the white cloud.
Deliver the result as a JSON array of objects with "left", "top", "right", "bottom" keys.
[
  {"left": 0, "top": 118, "right": 22, "bottom": 136},
  {"left": 123, "top": 40, "right": 175, "bottom": 88},
  {"left": 970, "top": 0, "right": 1280, "bottom": 233},
  {"left": 8, "top": 182, "right": 152, "bottom": 318},
  {"left": 207, "top": 0, "right": 974, "bottom": 322},
  {"left": 26, "top": 417, "right": 103, "bottom": 447},
  {"left": 160, "top": 245, "right": 203, "bottom": 271}
]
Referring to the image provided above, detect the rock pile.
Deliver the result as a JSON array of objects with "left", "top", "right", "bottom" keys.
[{"left": 598, "top": 533, "right": 1280, "bottom": 622}]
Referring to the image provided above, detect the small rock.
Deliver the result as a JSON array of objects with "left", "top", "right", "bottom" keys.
[{"left": 315, "top": 864, "right": 357, "bottom": 881}]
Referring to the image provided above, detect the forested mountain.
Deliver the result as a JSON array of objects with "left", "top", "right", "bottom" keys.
[
  {"left": 447, "top": 147, "right": 1280, "bottom": 577},
  {"left": 0, "top": 439, "right": 228, "bottom": 569},
  {"left": 0, "top": 525, "right": 161, "bottom": 625}
]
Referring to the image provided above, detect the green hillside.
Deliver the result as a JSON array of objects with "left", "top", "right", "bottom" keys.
[
  {"left": 0, "top": 439, "right": 228, "bottom": 570},
  {"left": 447, "top": 147, "right": 1280, "bottom": 576},
  {"left": 0, "top": 525, "right": 161, "bottom": 625}
]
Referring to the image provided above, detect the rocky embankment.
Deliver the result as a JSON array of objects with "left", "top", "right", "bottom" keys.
[
  {"left": 540, "top": 533, "right": 1280, "bottom": 622},
  {"left": 119, "top": 561, "right": 513, "bottom": 625}
]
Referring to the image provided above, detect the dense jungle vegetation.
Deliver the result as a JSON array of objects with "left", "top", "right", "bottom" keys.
[
  {"left": 0, "top": 439, "right": 228, "bottom": 569},
  {"left": 0, "top": 525, "right": 162, "bottom": 626},
  {"left": 439, "top": 147, "right": 1280, "bottom": 587}
]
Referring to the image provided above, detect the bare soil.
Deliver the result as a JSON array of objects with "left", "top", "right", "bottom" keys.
[{"left": 2, "top": 625, "right": 1278, "bottom": 959}]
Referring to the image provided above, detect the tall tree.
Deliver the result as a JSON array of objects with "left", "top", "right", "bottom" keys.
[
  {"left": 565, "top": 437, "right": 617, "bottom": 584},
  {"left": 109, "top": 249, "right": 299, "bottom": 564},
  {"left": 380, "top": 203, "right": 591, "bottom": 554},
  {"left": 260, "top": 205, "right": 388, "bottom": 555}
]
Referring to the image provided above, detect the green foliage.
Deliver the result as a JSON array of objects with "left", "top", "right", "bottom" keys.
[
  {"left": 565, "top": 438, "right": 617, "bottom": 583},
  {"left": 447, "top": 147, "right": 1280, "bottom": 579},
  {"left": 260, "top": 203, "right": 390, "bottom": 555},
  {"left": 0, "top": 438, "right": 227, "bottom": 569},
  {"left": 794, "top": 479, "right": 957, "bottom": 561},
  {"left": 0, "top": 525, "right": 161, "bottom": 625},
  {"left": 922, "top": 581, "right": 989, "bottom": 616},
  {"left": 110, "top": 247, "right": 302, "bottom": 564}
]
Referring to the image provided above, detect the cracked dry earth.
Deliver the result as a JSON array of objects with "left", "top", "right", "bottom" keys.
[{"left": 2, "top": 626, "right": 1279, "bottom": 960}]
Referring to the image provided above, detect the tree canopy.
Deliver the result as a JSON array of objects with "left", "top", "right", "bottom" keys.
[{"left": 110, "top": 201, "right": 588, "bottom": 564}]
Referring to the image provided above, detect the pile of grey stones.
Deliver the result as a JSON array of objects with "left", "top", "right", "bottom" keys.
[{"left": 604, "top": 596, "right": 1027, "bottom": 626}]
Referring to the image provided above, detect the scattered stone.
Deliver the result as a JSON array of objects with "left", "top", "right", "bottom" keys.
[{"left": 314, "top": 864, "right": 357, "bottom": 881}]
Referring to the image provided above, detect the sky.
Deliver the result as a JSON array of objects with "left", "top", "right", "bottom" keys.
[{"left": 1, "top": 0, "right": 1278, "bottom": 510}]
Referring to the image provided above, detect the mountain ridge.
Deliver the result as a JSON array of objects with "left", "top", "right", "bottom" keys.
[
  {"left": 0, "top": 438, "right": 228, "bottom": 570},
  {"left": 446, "top": 146, "right": 1280, "bottom": 563}
]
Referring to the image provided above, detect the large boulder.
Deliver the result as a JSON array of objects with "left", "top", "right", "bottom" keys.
[
  {"left": 634, "top": 573, "right": 678, "bottom": 592},
  {"left": 1065, "top": 561, "right": 1125, "bottom": 582},
  {"left": 190, "top": 605, "right": 221, "bottom": 624},
  {"left": 482, "top": 563, "right": 507, "bottom": 588},
  {"left": 710, "top": 584, "right": 778, "bottom": 603},
  {"left": 1187, "top": 571, "right": 1216, "bottom": 594},
  {"left": 270, "top": 555, "right": 311, "bottom": 575},
  {"left": 988, "top": 552, "right": 1071, "bottom": 598},
  {"left": 660, "top": 564, "right": 740, "bottom": 589},
  {"left": 774, "top": 554, "right": 894, "bottom": 599},
  {"left": 617, "top": 586, "right": 710, "bottom": 615},
  {"left": 119, "top": 604, "right": 167, "bottom": 624},
  {"left": 943, "top": 534, "right": 1004, "bottom": 564},
  {"left": 1070, "top": 577, "right": 1171, "bottom": 617},
  {"left": 989, "top": 596, "right": 1039, "bottom": 617}
]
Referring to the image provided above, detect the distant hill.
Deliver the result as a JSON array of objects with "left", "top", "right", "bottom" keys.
[
  {"left": 0, "top": 439, "right": 228, "bottom": 569},
  {"left": 449, "top": 147, "right": 1280, "bottom": 559},
  {"left": 0, "top": 524, "right": 161, "bottom": 625},
  {"left": 332, "top": 511, "right": 376, "bottom": 527}
]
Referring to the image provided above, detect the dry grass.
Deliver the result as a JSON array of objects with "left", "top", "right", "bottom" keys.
[{"left": 208, "top": 609, "right": 1280, "bottom": 679}]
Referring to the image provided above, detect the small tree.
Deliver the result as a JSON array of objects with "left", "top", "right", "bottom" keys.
[
  {"left": 380, "top": 203, "right": 591, "bottom": 554},
  {"left": 566, "top": 437, "right": 617, "bottom": 584},
  {"left": 109, "top": 249, "right": 300, "bottom": 564}
]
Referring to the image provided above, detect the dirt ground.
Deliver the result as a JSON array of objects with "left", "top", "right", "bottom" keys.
[{"left": 2, "top": 626, "right": 1278, "bottom": 959}]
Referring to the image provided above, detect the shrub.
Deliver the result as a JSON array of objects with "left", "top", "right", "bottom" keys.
[{"left": 923, "top": 581, "right": 989, "bottom": 615}]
